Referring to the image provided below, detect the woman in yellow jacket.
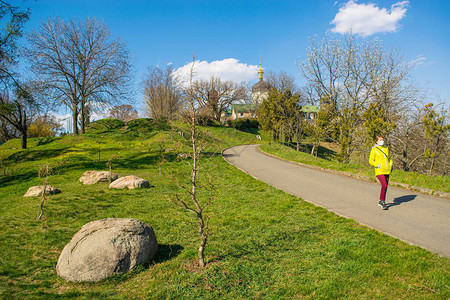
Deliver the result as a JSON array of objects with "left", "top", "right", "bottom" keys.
[{"left": 369, "top": 135, "right": 393, "bottom": 210}]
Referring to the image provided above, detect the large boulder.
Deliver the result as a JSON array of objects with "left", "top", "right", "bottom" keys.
[
  {"left": 24, "top": 185, "right": 61, "bottom": 197},
  {"left": 56, "top": 218, "right": 158, "bottom": 282},
  {"left": 79, "top": 170, "right": 118, "bottom": 185},
  {"left": 109, "top": 176, "right": 150, "bottom": 189}
]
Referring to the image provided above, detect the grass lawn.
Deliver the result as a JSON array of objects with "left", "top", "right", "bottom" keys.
[
  {"left": 260, "top": 143, "right": 450, "bottom": 193},
  {"left": 0, "top": 121, "right": 448, "bottom": 299}
]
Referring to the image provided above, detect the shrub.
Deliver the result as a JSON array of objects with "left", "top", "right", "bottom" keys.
[
  {"left": 229, "top": 118, "right": 260, "bottom": 131},
  {"left": 126, "top": 118, "right": 170, "bottom": 133},
  {"left": 86, "top": 118, "right": 125, "bottom": 133}
]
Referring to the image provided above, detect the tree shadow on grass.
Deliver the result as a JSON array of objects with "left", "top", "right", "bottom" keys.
[
  {"left": 387, "top": 195, "right": 417, "bottom": 208},
  {"left": 0, "top": 169, "right": 37, "bottom": 185},
  {"left": 6, "top": 148, "right": 71, "bottom": 163},
  {"left": 285, "top": 142, "right": 337, "bottom": 161},
  {"left": 153, "top": 244, "right": 184, "bottom": 264}
]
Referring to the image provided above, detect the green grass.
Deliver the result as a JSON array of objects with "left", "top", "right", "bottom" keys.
[
  {"left": 0, "top": 122, "right": 449, "bottom": 299},
  {"left": 260, "top": 143, "right": 450, "bottom": 193}
]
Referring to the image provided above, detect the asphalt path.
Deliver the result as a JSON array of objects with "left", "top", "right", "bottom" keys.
[{"left": 222, "top": 144, "right": 450, "bottom": 258}]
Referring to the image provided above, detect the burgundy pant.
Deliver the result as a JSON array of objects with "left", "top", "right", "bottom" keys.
[{"left": 376, "top": 174, "right": 390, "bottom": 201}]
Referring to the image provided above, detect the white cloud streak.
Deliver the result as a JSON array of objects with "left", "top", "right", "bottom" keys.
[
  {"left": 173, "top": 58, "right": 258, "bottom": 84},
  {"left": 409, "top": 55, "right": 434, "bottom": 67},
  {"left": 330, "top": 0, "right": 409, "bottom": 36}
]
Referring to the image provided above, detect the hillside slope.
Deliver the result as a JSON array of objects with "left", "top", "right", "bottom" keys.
[{"left": 0, "top": 120, "right": 448, "bottom": 299}]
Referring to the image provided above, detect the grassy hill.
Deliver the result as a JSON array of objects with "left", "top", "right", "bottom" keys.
[{"left": 0, "top": 119, "right": 448, "bottom": 299}]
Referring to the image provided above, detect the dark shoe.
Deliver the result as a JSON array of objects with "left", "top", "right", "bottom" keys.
[{"left": 378, "top": 201, "right": 388, "bottom": 210}]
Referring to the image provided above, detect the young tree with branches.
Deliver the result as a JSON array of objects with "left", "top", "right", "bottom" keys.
[
  {"left": 171, "top": 56, "right": 213, "bottom": 268},
  {"left": 25, "top": 17, "right": 131, "bottom": 135}
]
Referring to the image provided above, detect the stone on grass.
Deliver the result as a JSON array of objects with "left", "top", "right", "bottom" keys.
[
  {"left": 56, "top": 218, "right": 158, "bottom": 282},
  {"left": 79, "top": 170, "right": 118, "bottom": 185},
  {"left": 24, "top": 185, "right": 61, "bottom": 197},
  {"left": 109, "top": 175, "right": 150, "bottom": 189}
]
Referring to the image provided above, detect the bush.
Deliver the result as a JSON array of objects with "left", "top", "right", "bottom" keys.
[
  {"left": 86, "top": 118, "right": 125, "bottom": 133},
  {"left": 228, "top": 118, "right": 260, "bottom": 131}
]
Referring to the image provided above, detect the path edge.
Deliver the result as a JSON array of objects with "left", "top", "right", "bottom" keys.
[{"left": 223, "top": 144, "right": 449, "bottom": 199}]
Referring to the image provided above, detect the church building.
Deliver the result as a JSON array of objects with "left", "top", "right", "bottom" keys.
[{"left": 230, "top": 63, "right": 270, "bottom": 120}]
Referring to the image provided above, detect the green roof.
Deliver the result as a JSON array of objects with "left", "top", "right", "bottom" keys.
[
  {"left": 232, "top": 104, "right": 257, "bottom": 113},
  {"left": 300, "top": 105, "right": 319, "bottom": 113}
]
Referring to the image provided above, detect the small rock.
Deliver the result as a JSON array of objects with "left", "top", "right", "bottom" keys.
[
  {"left": 109, "top": 175, "right": 150, "bottom": 189},
  {"left": 24, "top": 185, "right": 61, "bottom": 197},
  {"left": 56, "top": 218, "right": 158, "bottom": 282},
  {"left": 79, "top": 170, "right": 118, "bottom": 185}
]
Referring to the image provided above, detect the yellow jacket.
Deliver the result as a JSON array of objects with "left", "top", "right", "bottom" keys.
[{"left": 369, "top": 145, "right": 393, "bottom": 176}]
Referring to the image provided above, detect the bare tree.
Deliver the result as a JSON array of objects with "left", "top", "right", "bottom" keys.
[
  {"left": 25, "top": 17, "right": 131, "bottom": 135},
  {"left": 108, "top": 104, "right": 138, "bottom": 122},
  {"left": 193, "top": 76, "right": 246, "bottom": 122},
  {"left": 390, "top": 106, "right": 427, "bottom": 171},
  {"left": 300, "top": 33, "right": 414, "bottom": 162},
  {"left": 0, "top": 1, "right": 29, "bottom": 87},
  {"left": 143, "top": 65, "right": 182, "bottom": 121},
  {"left": 265, "top": 71, "right": 300, "bottom": 95},
  {"left": 0, "top": 83, "right": 39, "bottom": 149}
]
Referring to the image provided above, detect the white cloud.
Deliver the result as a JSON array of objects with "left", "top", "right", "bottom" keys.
[
  {"left": 173, "top": 58, "right": 258, "bottom": 85},
  {"left": 330, "top": 0, "right": 409, "bottom": 36}
]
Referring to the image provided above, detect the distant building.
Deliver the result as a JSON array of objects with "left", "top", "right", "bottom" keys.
[
  {"left": 231, "top": 104, "right": 258, "bottom": 119},
  {"left": 65, "top": 116, "right": 73, "bottom": 134},
  {"left": 300, "top": 105, "right": 319, "bottom": 120},
  {"left": 230, "top": 63, "right": 270, "bottom": 120},
  {"left": 228, "top": 63, "right": 319, "bottom": 123},
  {"left": 251, "top": 63, "right": 270, "bottom": 105}
]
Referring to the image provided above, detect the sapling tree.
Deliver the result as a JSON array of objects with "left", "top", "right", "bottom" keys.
[
  {"left": 37, "top": 163, "right": 52, "bottom": 220},
  {"left": 106, "top": 154, "right": 119, "bottom": 183},
  {"left": 157, "top": 142, "right": 167, "bottom": 176},
  {"left": 171, "top": 55, "right": 213, "bottom": 268}
]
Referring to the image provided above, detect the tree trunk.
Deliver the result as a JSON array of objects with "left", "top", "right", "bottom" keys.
[
  {"left": 20, "top": 109, "right": 27, "bottom": 149},
  {"left": 402, "top": 147, "right": 408, "bottom": 171},
  {"left": 429, "top": 139, "right": 439, "bottom": 175},
  {"left": 20, "top": 132, "right": 27, "bottom": 149},
  {"left": 80, "top": 104, "right": 86, "bottom": 134},
  {"left": 72, "top": 108, "right": 78, "bottom": 135},
  {"left": 198, "top": 229, "right": 207, "bottom": 268}
]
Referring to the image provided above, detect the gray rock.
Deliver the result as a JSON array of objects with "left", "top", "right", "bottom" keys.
[
  {"left": 79, "top": 170, "right": 118, "bottom": 185},
  {"left": 109, "top": 175, "right": 150, "bottom": 189},
  {"left": 56, "top": 218, "right": 158, "bottom": 282},
  {"left": 24, "top": 185, "right": 61, "bottom": 197}
]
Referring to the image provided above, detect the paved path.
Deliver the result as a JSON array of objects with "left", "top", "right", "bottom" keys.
[{"left": 222, "top": 144, "right": 450, "bottom": 258}]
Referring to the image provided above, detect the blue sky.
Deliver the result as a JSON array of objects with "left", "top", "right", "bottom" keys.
[{"left": 11, "top": 0, "right": 450, "bottom": 116}]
